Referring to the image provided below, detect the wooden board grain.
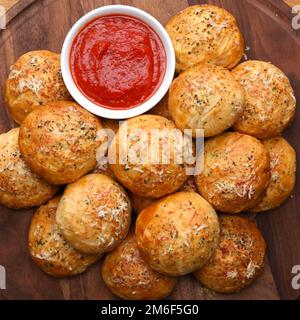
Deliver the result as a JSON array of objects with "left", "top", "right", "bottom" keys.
[
  {"left": 0, "top": 0, "right": 299, "bottom": 300},
  {"left": 1, "top": 0, "right": 298, "bottom": 11},
  {"left": 0, "top": 0, "right": 35, "bottom": 25}
]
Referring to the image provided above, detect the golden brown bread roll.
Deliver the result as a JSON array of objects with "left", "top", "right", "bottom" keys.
[
  {"left": 232, "top": 60, "right": 296, "bottom": 138},
  {"left": 130, "top": 176, "right": 198, "bottom": 214},
  {"left": 168, "top": 63, "right": 245, "bottom": 137},
  {"left": 5, "top": 50, "right": 71, "bottom": 124},
  {"left": 19, "top": 101, "right": 102, "bottom": 185},
  {"left": 194, "top": 215, "right": 266, "bottom": 293},
  {"left": 56, "top": 174, "right": 131, "bottom": 255},
  {"left": 166, "top": 5, "right": 244, "bottom": 73},
  {"left": 195, "top": 132, "right": 270, "bottom": 213},
  {"left": 135, "top": 192, "right": 220, "bottom": 276},
  {"left": 0, "top": 128, "right": 58, "bottom": 209},
  {"left": 28, "top": 197, "right": 100, "bottom": 277},
  {"left": 250, "top": 136, "right": 296, "bottom": 212},
  {"left": 109, "top": 115, "right": 193, "bottom": 198},
  {"left": 102, "top": 230, "right": 177, "bottom": 300}
]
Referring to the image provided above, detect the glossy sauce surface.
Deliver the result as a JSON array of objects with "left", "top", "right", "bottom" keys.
[{"left": 70, "top": 15, "right": 166, "bottom": 109}]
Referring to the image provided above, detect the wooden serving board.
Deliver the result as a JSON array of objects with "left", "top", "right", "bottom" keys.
[{"left": 0, "top": 0, "right": 299, "bottom": 300}]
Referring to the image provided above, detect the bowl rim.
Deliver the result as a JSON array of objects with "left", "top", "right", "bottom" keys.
[{"left": 61, "top": 4, "right": 175, "bottom": 119}]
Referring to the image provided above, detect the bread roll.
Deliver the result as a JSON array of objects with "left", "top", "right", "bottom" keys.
[
  {"left": 130, "top": 176, "right": 197, "bottom": 214},
  {"left": 194, "top": 215, "right": 266, "bottom": 293},
  {"left": 0, "top": 128, "right": 57, "bottom": 209},
  {"left": 195, "top": 132, "right": 270, "bottom": 213},
  {"left": 166, "top": 5, "right": 244, "bottom": 73},
  {"left": 251, "top": 136, "right": 296, "bottom": 212},
  {"left": 102, "top": 230, "right": 177, "bottom": 300},
  {"left": 109, "top": 115, "right": 193, "bottom": 198},
  {"left": 19, "top": 101, "right": 102, "bottom": 185},
  {"left": 135, "top": 192, "right": 220, "bottom": 276},
  {"left": 5, "top": 50, "right": 71, "bottom": 124},
  {"left": 168, "top": 63, "right": 245, "bottom": 137},
  {"left": 28, "top": 197, "right": 100, "bottom": 277},
  {"left": 56, "top": 174, "right": 131, "bottom": 255},
  {"left": 232, "top": 60, "right": 296, "bottom": 138}
]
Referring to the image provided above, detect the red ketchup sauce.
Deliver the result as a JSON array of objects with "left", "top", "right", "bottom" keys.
[{"left": 70, "top": 15, "right": 166, "bottom": 110}]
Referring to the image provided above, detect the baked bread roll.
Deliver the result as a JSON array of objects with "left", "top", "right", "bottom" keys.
[
  {"left": 166, "top": 5, "right": 244, "bottom": 73},
  {"left": 135, "top": 192, "right": 220, "bottom": 276},
  {"left": 0, "top": 128, "right": 57, "bottom": 209},
  {"left": 19, "top": 101, "right": 102, "bottom": 185},
  {"left": 5, "top": 50, "right": 71, "bottom": 124},
  {"left": 195, "top": 132, "right": 270, "bottom": 213},
  {"left": 109, "top": 115, "right": 193, "bottom": 198},
  {"left": 194, "top": 215, "right": 266, "bottom": 293},
  {"left": 130, "top": 176, "right": 197, "bottom": 214},
  {"left": 28, "top": 197, "right": 100, "bottom": 277},
  {"left": 232, "top": 60, "right": 296, "bottom": 138},
  {"left": 102, "top": 230, "right": 177, "bottom": 300},
  {"left": 251, "top": 136, "right": 296, "bottom": 212},
  {"left": 168, "top": 63, "right": 245, "bottom": 137},
  {"left": 56, "top": 174, "right": 131, "bottom": 255}
]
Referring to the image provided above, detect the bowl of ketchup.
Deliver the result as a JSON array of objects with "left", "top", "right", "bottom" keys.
[{"left": 61, "top": 5, "right": 175, "bottom": 119}]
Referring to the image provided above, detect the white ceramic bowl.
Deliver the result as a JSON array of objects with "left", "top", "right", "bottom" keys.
[{"left": 61, "top": 5, "right": 175, "bottom": 119}]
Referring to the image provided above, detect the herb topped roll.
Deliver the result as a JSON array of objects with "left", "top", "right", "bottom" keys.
[
  {"left": 56, "top": 174, "right": 131, "bottom": 255},
  {"left": 5, "top": 50, "right": 71, "bottom": 124},
  {"left": 29, "top": 197, "right": 101, "bottom": 277},
  {"left": 19, "top": 101, "right": 103, "bottom": 185}
]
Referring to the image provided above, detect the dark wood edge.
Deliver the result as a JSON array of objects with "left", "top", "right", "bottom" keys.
[
  {"left": 249, "top": 0, "right": 300, "bottom": 37},
  {"left": 2, "top": 0, "right": 36, "bottom": 26},
  {"left": 264, "top": 0, "right": 295, "bottom": 16}
]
